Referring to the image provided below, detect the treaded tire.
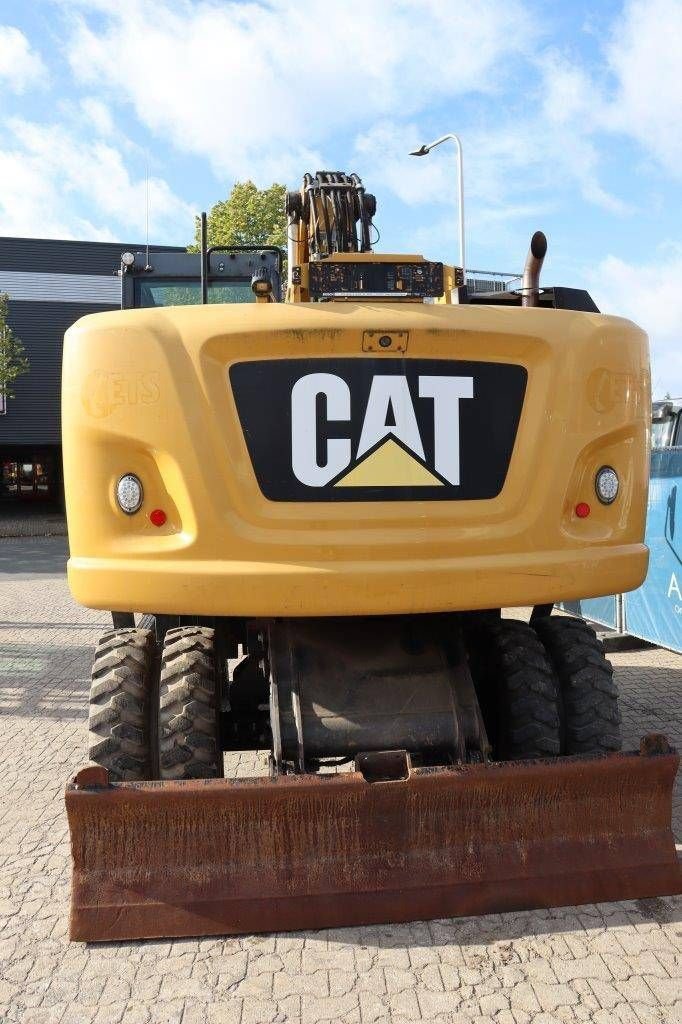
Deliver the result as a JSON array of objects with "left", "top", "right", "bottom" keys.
[
  {"left": 534, "top": 615, "right": 622, "bottom": 754},
  {"left": 88, "top": 627, "right": 156, "bottom": 781},
  {"left": 158, "top": 626, "right": 223, "bottom": 780},
  {"left": 468, "top": 618, "right": 561, "bottom": 760}
]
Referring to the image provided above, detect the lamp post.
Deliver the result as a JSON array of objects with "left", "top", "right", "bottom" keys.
[{"left": 409, "top": 134, "right": 465, "bottom": 277}]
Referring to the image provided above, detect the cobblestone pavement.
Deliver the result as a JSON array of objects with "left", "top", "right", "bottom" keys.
[{"left": 1, "top": 537, "right": 680, "bottom": 1024}]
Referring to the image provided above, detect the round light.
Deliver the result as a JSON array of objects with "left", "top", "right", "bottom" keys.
[
  {"left": 116, "top": 474, "right": 143, "bottom": 514},
  {"left": 149, "top": 508, "right": 167, "bottom": 527},
  {"left": 595, "top": 466, "right": 619, "bottom": 505},
  {"left": 121, "top": 251, "right": 135, "bottom": 267},
  {"left": 575, "top": 502, "right": 591, "bottom": 519}
]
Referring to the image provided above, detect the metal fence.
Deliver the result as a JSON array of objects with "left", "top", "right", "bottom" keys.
[{"left": 465, "top": 270, "right": 521, "bottom": 294}]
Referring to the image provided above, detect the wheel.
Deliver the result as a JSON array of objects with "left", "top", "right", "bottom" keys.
[
  {"left": 158, "top": 626, "right": 223, "bottom": 779},
  {"left": 88, "top": 627, "right": 156, "bottom": 781},
  {"left": 467, "top": 618, "right": 561, "bottom": 760},
  {"left": 533, "top": 616, "right": 621, "bottom": 754}
]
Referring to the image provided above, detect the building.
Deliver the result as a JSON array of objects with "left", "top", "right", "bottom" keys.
[{"left": 0, "top": 237, "right": 182, "bottom": 505}]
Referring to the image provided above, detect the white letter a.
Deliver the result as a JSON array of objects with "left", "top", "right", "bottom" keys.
[{"left": 356, "top": 377, "right": 425, "bottom": 461}]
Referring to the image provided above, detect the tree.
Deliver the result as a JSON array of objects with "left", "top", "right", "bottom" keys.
[
  {"left": 0, "top": 292, "right": 30, "bottom": 408},
  {"left": 190, "top": 181, "right": 287, "bottom": 251}
]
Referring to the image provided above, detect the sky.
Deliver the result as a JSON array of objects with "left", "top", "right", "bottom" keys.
[{"left": 0, "top": 0, "right": 681, "bottom": 396}]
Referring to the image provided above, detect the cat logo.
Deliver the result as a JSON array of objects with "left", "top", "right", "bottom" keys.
[
  {"left": 291, "top": 372, "right": 473, "bottom": 488},
  {"left": 230, "top": 358, "right": 527, "bottom": 502}
]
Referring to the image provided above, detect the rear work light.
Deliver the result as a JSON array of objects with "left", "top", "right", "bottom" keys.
[
  {"left": 595, "top": 466, "right": 619, "bottom": 505},
  {"left": 116, "top": 474, "right": 143, "bottom": 514}
]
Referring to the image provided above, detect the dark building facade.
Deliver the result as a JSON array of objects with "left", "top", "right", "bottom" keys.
[{"left": 0, "top": 237, "right": 181, "bottom": 504}]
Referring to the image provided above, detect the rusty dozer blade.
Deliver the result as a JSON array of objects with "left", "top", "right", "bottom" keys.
[{"left": 66, "top": 736, "right": 681, "bottom": 942}]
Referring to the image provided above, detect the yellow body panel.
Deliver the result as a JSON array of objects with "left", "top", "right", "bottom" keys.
[{"left": 62, "top": 301, "right": 650, "bottom": 616}]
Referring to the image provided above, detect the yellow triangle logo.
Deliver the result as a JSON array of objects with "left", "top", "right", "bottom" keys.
[{"left": 334, "top": 438, "right": 444, "bottom": 488}]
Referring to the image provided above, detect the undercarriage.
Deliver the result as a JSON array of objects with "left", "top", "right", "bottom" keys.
[{"left": 67, "top": 611, "right": 681, "bottom": 941}]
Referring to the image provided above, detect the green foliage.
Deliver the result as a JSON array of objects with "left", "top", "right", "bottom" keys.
[
  {"left": 190, "top": 180, "right": 287, "bottom": 251},
  {"left": 0, "top": 292, "right": 30, "bottom": 401}
]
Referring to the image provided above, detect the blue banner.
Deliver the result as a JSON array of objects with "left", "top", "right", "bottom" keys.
[
  {"left": 560, "top": 595, "right": 618, "bottom": 630},
  {"left": 623, "top": 448, "right": 682, "bottom": 653}
]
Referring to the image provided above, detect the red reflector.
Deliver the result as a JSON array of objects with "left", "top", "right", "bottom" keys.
[
  {"left": 150, "top": 509, "right": 167, "bottom": 527},
  {"left": 575, "top": 502, "right": 591, "bottom": 519}
]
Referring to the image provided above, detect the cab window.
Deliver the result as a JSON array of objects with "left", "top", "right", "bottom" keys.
[
  {"left": 651, "top": 416, "right": 675, "bottom": 449},
  {"left": 135, "top": 279, "right": 255, "bottom": 307}
]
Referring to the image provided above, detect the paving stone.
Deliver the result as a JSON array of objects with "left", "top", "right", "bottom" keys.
[
  {"left": 478, "top": 991, "right": 509, "bottom": 1014},
  {"left": 613, "top": 1002, "right": 644, "bottom": 1024},
  {"left": 358, "top": 990, "right": 389, "bottom": 1022},
  {"left": 617, "top": 976, "right": 658, "bottom": 1007},
  {"left": 630, "top": 1004, "right": 667, "bottom": 1024},
  {"left": 589, "top": 976, "right": 625, "bottom": 1009},
  {"left": 531, "top": 980, "right": 581, "bottom": 1012},
  {"left": 301, "top": 991, "right": 359, "bottom": 1021},
  {"left": 645, "top": 974, "right": 681, "bottom": 1005},
  {"left": 240, "top": 996, "right": 279, "bottom": 1023},
  {"left": 509, "top": 981, "right": 542, "bottom": 1014},
  {"left": 553, "top": 953, "right": 612, "bottom": 983},
  {"left": 387, "top": 988, "right": 420, "bottom": 1018},
  {"left": 204, "top": 999, "right": 243, "bottom": 1024},
  {"left": 271, "top": 966, "right": 326, "bottom": 997},
  {"left": 669, "top": 1001, "right": 682, "bottom": 1024},
  {"left": 523, "top": 956, "right": 558, "bottom": 985},
  {"left": 416, "top": 989, "right": 461, "bottom": 1016}
]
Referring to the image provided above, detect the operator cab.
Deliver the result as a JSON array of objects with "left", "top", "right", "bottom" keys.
[{"left": 119, "top": 247, "right": 282, "bottom": 310}]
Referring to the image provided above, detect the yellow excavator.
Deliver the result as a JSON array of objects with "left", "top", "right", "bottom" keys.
[{"left": 63, "top": 171, "right": 680, "bottom": 941}]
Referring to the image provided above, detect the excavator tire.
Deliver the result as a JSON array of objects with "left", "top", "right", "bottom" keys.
[
  {"left": 469, "top": 618, "right": 561, "bottom": 760},
  {"left": 534, "top": 615, "right": 622, "bottom": 754},
  {"left": 88, "top": 627, "right": 156, "bottom": 781},
  {"left": 158, "top": 626, "right": 223, "bottom": 780}
]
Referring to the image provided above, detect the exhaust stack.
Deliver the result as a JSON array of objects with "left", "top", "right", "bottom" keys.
[{"left": 522, "top": 231, "right": 547, "bottom": 307}]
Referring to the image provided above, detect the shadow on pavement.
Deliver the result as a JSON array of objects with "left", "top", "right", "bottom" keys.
[
  {"left": 0, "top": 639, "right": 92, "bottom": 718},
  {"left": 0, "top": 536, "right": 69, "bottom": 576},
  {"left": 89, "top": 893, "right": 682, "bottom": 951},
  {"left": 0, "top": 621, "right": 105, "bottom": 630}
]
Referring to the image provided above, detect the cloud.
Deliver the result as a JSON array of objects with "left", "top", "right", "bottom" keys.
[
  {"left": 354, "top": 122, "right": 453, "bottom": 207},
  {"left": 352, "top": 114, "right": 618, "bottom": 244},
  {"left": 589, "top": 248, "right": 682, "bottom": 397},
  {"left": 0, "top": 118, "right": 195, "bottom": 242},
  {"left": 62, "top": 0, "right": 678, "bottom": 238},
  {"left": 0, "top": 25, "right": 47, "bottom": 93},
  {"left": 79, "top": 97, "right": 115, "bottom": 137},
  {"left": 605, "top": 0, "right": 682, "bottom": 177},
  {"left": 350, "top": 42, "right": 633, "bottom": 241},
  {"left": 64, "top": 0, "right": 536, "bottom": 185},
  {"left": 530, "top": 1, "right": 682, "bottom": 187},
  {"left": 533, "top": 51, "right": 629, "bottom": 214},
  {"left": 361, "top": 1, "right": 679, "bottom": 233}
]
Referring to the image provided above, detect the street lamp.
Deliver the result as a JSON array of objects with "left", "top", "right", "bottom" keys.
[{"left": 409, "top": 134, "right": 465, "bottom": 277}]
